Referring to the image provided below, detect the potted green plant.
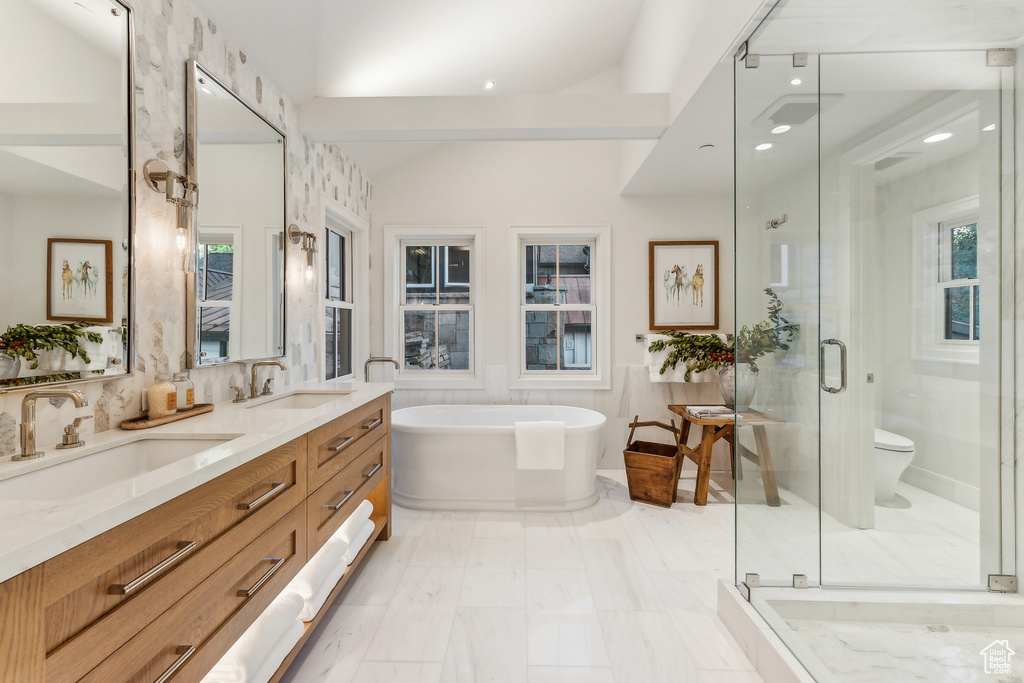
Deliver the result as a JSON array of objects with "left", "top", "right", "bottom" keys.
[
  {"left": 0, "top": 322, "right": 105, "bottom": 379},
  {"left": 648, "top": 288, "right": 798, "bottom": 409}
]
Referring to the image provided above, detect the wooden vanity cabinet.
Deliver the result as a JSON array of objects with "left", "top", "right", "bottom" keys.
[{"left": 0, "top": 391, "right": 392, "bottom": 683}]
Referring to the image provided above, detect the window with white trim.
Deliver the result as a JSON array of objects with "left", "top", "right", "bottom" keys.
[
  {"left": 196, "top": 227, "right": 241, "bottom": 363},
  {"left": 510, "top": 226, "right": 610, "bottom": 389},
  {"left": 938, "top": 218, "right": 979, "bottom": 342},
  {"left": 324, "top": 223, "right": 353, "bottom": 379},
  {"left": 400, "top": 242, "right": 474, "bottom": 372}
]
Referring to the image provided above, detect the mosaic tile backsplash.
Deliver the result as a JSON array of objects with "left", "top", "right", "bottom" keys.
[{"left": 0, "top": 0, "right": 372, "bottom": 455}]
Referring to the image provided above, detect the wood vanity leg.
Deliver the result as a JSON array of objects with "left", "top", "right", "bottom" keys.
[
  {"left": 752, "top": 425, "right": 781, "bottom": 507},
  {"left": 694, "top": 425, "right": 717, "bottom": 506}
]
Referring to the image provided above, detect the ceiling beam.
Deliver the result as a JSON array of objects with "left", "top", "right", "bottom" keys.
[{"left": 299, "top": 93, "right": 669, "bottom": 142}]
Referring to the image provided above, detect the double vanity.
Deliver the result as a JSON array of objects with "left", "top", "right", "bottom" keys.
[{"left": 0, "top": 382, "right": 393, "bottom": 683}]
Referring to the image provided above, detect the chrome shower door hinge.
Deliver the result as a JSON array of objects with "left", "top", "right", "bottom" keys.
[
  {"left": 988, "top": 575, "right": 1017, "bottom": 592},
  {"left": 987, "top": 50, "right": 1015, "bottom": 67},
  {"left": 793, "top": 574, "right": 808, "bottom": 589}
]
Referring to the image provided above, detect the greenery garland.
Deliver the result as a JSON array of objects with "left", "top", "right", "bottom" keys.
[
  {"left": 0, "top": 322, "right": 105, "bottom": 369},
  {"left": 647, "top": 288, "right": 799, "bottom": 381}
]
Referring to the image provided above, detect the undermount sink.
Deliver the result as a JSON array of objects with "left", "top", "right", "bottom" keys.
[
  {"left": 0, "top": 435, "right": 239, "bottom": 501},
  {"left": 246, "top": 390, "right": 355, "bottom": 410}
]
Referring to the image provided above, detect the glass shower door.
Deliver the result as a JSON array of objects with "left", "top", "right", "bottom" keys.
[{"left": 817, "top": 50, "right": 1014, "bottom": 588}]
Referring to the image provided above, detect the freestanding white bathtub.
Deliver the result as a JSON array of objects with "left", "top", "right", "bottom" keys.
[{"left": 391, "top": 404, "right": 606, "bottom": 511}]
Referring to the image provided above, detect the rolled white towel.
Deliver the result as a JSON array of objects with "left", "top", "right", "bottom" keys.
[
  {"left": 341, "top": 517, "right": 377, "bottom": 565},
  {"left": 514, "top": 421, "right": 565, "bottom": 470},
  {"left": 336, "top": 499, "right": 374, "bottom": 545},
  {"left": 240, "top": 618, "right": 304, "bottom": 683},
  {"left": 290, "top": 534, "right": 349, "bottom": 621},
  {"left": 201, "top": 590, "right": 304, "bottom": 683}
]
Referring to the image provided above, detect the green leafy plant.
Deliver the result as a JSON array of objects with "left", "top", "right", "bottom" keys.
[
  {"left": 0, "top": 322, "right": 104, "bottom": 369},
  {"left": 648, "top": 288, "right": 798, "bottom": 380}
]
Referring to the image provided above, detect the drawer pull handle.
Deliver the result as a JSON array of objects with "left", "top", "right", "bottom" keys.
[
  {"left": 362, "top": 462, "right": 382, "bottom": 479},
  {"left": 109, "top": 541, "right": 197, "bottom": 595},
  {"left": 362, "top": 417, "right": 383, "bottom": 430},
  {"left": 154, "top": 645, "right": 195, "bottom": 683},
  {"left": 324, "top": 490, "right": 355, "bottom": 511},
  {"left": 329, "top": 435, "right": 355, "bottom": 452},
  {"left": 237, "top": 481, "right": 286, "bottom": 511},
  {"left": 237, "top": 556, "right": 286, "bottom": 598}
]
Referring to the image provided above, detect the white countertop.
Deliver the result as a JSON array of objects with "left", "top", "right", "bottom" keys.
[{"left": 0, "top": 380, "right": 393, "bottom": 584}]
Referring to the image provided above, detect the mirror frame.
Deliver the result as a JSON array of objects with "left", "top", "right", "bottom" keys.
[
  {"left": 0, "top": 0, "right": 136, "bottom": 394},
  {"left": 185, "top": 59, "right": 288, "bottom": 369}
]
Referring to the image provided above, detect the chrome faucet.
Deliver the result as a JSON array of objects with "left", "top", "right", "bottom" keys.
[
  {"left": 16, "top": 389, "right": 89, "bottom": 461},
  {"left": 251, "top": 360, "right": 286, "bottom": 399},
  {"left": 364, "top": 356, "right": 399, "bottom": 382}
]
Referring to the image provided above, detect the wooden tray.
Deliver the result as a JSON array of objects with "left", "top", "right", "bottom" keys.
[{"left": 120, "top": 403, "right": 214, "bottom": 430}]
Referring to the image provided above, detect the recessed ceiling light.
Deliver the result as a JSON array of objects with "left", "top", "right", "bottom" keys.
[
  {"left": 982, "top": 124, "right": 996, "bottom": 132},
  {"left": 790, "top": 78, "right": 802, "bottom": 86},
  {"left": 923, "top": 132, "right": 952, "bottom": 143},
  {"left": 771, "top": 125, "right": 791, "bottom": 135},
  {"left": 755, "top": 142, "right": 774, "bottom": 151},
  {"left": 484, "top": 81, "right": 495, "bottom": 90}
]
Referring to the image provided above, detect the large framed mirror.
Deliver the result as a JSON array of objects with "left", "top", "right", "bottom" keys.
[
  {"left": 0, "top": 0, "right": 134, "bottom": 392},
  {"left": 186, "top": 61, "right": 287, "bottom": 368}
]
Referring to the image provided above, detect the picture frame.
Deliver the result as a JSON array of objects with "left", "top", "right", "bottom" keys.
[
  {"left": 648, "top": 240, "right": 719, "bottom": 330},
  {"left": 46, "top": 238, "right": 114, "bottom": 323}
]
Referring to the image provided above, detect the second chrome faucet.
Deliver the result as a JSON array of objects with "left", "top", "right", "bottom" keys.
[{"left": 250, "top": 360, "right": 286, "bottom": 399}]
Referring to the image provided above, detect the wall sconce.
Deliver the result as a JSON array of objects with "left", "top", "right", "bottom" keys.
[
  {"left": 143, "top": 159, "right": 199, "bottom": 270},
  {"left": 289, "top": 224, "right": 318, "bottom": 292}
]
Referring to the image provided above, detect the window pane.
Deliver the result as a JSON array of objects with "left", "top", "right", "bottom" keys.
[
  {"left": 199, "top": 307, "right": 230, "bottom": 360},
  {"left": 199, "top": 244, "right": 233, "bottom": 301},
  {"left": 558, "top": 244, "right": 591, "bottom": 305},
  {"left": 337, "top": 307, "right": 352, "bottom": 377},
  {"left": 973, "top": 284, "right": 980, "bottom": 341},
  {"left": 943, "top": 286, "right": 971, "bottom": 340},
  {"left": 438, "top": 310, "right": 470, "bottom": 370},
  {"left": 950, "top": 222, "right": 977, "bottom": 280},
  {"left": 404, "top": 310, "right": 437, "bottom": 368},
  {"left": 524, "top": 245, "right": 536, "bottom": 294},
  {"left": 524, "top": 310, "right": 558, "bottom": 370},
  {"left": 327, "top": 229, "right": 342, "bottom": 300},
  {"left": 405, "top": 246, "right": 436, "bottom": 304},
  {"left": 561, "top": 310, "right": 592, "bottom": 370},
  {"left": 324, "top": 308, "right": 336, "bottom": 380},
  {"left": 445, "top": 246, "right": 470, "bottom": 285}
]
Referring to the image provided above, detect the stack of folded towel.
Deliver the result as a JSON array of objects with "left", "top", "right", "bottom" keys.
[
  {"left": 336, "top": 499, "right": 377, "bottom": 565},
  {"left": 201, "top": 590, "right": 304, "bottom": 683}
]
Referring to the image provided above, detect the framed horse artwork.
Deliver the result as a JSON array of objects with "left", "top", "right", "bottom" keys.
[
  {"left": 648, "top": 240, "right": 719, "bottom": 331},
  {"left": 46, "top": 238, "right": 114, "bottom": 323}
]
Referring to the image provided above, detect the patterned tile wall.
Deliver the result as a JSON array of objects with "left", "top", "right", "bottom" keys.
[{"left": 0, "top": 0, "right": 372, "bottom": 455}]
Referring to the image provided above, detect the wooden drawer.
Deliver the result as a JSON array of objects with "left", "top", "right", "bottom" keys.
[
  {"left": 43, "top": 437, "right": 307, "bottom": 682},
  {"left": 307, "top": 394, "right": 389, "bottom": 490},
  {"left": 306, "top": 435, "right": 387, "bottom": 558},
  {"left": 78, "top": 504, "right": 306, "bottom": 683}
]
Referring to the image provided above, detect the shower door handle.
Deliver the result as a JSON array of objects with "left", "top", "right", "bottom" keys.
[{"left": 819, "top": 338, "right": 847, "bottom": 394}]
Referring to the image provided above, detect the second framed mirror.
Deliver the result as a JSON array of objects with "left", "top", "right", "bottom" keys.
[{"left": 186, "top": 60, "right": 286, "bottom": 368}]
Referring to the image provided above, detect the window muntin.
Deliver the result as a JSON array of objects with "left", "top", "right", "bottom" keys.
[{"left": 400, "top": 240, "right": 474, "bottom": 373}]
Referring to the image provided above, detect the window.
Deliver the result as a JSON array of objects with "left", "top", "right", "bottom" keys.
[
  {"left": 196, "top": 227, "right": 241, "bottom": 363},
  {"left": 385, "top": 227, "right": 485, "bottom": 388},
  {"left": 510, "top": 226, "right": 610, "bottom": 389},
  {"left": 938, "top": 219, "right": 979, "bottom": 341},
  {"left": 324, "top": 224, "right": 353, "bottom": 379},
  {"left": 911, "top": 197, "right": 980, "bottom": 364}
]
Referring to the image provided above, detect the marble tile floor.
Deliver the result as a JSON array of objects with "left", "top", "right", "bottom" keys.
[{"left": 280, "top": 470, "right": 765, "bottom": 683}]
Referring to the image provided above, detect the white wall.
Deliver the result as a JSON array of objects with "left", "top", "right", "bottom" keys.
[{"left": 371, "top": 139, "right": 735, "bottom": 468}]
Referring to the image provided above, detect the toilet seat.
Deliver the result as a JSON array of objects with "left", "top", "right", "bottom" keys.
[{"left": 874, "top": 428, "right": 914, "bottom": 453}]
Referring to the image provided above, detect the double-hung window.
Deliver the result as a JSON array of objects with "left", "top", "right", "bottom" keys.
[
  {"left": 386, "top": 227, "right": 484, "bottom": 388},
  {"left": 324, "top": 223, "right": 353, "bottom": 379},
  {"left": 937, "top": 218, "right": 979, "bottom": 342},
  {"left": 510, "top": 226, "right": 610, "bottom": 389},
  {"left": 195, "top": 227, "right": 241, "bottom": 363}
]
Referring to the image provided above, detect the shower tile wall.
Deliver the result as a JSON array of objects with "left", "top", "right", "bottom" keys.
[{"left": 0, "top": 0, "right": 372, "bottom": 456}]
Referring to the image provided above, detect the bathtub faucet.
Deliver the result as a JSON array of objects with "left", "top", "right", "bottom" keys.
[{"left": 364, "top": 356, "right": 400, "bottom": 382}]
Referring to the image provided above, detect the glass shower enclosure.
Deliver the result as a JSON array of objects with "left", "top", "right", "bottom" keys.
[{"left": 733, "top": 2, "right": 1019, "bottom": 679}]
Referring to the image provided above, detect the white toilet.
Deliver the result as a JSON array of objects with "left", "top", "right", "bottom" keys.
[{"left": 874, "top": 428, "right": 915, "bottom": 505}]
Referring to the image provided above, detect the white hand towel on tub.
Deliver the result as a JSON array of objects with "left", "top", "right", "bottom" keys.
[
  {"left": 290, "top": 534, "right": 349, "bottom": 621},
  {"left": 514, "top": 421, "right": 565, "bottom": 470},
  {"left": 201, "top": 589, "right": 304, "bottom": 683},
  {"left": 341, "top": 517, "right": 378, "bottom": 565}
]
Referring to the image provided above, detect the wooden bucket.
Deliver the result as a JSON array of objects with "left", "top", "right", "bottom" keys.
[{"left": 623, "top": 416, "right": 681, "bottom": 508}]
